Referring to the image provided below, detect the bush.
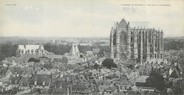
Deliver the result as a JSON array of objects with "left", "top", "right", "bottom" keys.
[
  {"left": 28, "top": 58, "right": 40, "bottom": 63},
  {"left": 102, "top": 58, "right": 117, "bottom": 69},
  {"left": 0, "top": 43, "right": 17, "bottom": 61}
]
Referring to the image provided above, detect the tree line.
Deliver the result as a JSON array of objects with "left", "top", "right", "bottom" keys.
[
  {"left": 44, "top": 43, "right": 110, "bottom": 56},
  {"left": 0, "top": 43, "right": 17, "bottom": 61},
  {"left": 164, "top": 39, "right": 184, "bottom": 51}
]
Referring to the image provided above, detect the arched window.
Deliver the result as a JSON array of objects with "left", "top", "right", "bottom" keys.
[
  {"left": 27, "top": 49, "right": 30, "bottom": 54},
  {"left": 22, "top": 50, "right": 24, "bottom": 53},
  {"left": 31, "top": 49, "right": 34, "bottom": 53},
  {"left": 39, "top": 45, "right": 42, "bottom": 49},
  {"left": 19, "top": 49, "right": 21, "bottom": 53},
  {"left": 120, "top": 31, "right": 127, "bottom": 45}
]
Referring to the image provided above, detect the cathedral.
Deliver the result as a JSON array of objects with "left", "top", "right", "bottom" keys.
[{"left": 110, "top": 19, "right": 164, "bottom": 63}]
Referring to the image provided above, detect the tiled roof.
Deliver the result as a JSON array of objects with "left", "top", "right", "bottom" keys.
[
  {"left": 72, "top": 82, "right": 93, "bottom": 93},
  {"left": 20, "top": 77, "right": 30, "bottom": 86},
  {"left": 51, "top": 88, "right": 67, "bottom": 94},
  {"left": 29, "top": 74, "right": 51, "bottom": 86},
  {"left": 114, "top": 76, "right": 129, "bottom": 85},
  {"left": 105, "top": 86, "right": 117, "bottom": 92},
  {"left": 129, "top": 21, "right": 152, "bottom": 29},
  {"left": 114, "top": 91, "right": 127, "bottom": 95},
  {"left": 126, "top": 91, "right": 141, "bottom": 95},
  {"left": 135, "top": 76, "right": 149, "bottom": 83}
]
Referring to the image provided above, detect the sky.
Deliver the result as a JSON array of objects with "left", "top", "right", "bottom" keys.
[{"left": 0, "top": 0, "right": 184, "bottom": 37}]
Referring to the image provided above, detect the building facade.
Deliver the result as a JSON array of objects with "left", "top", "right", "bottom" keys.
[
  {"left": 16, "top": 45, "right": 46, "bottom": 56},
  {"left": 110, "top": 19, "right": 164, "bottom": 63},
  {"left": 70, "top": 44, "right": 80, "bottom": 57}
]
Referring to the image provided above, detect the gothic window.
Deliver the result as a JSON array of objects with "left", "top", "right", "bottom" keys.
[
  {"left": 139, "top": 31, "right": 141, "bottom": 35},
  {"left": 31, "top": 49, "right": 34, "bottom": 53},
  {"left": 131, "top": 32, "right": 134, "bottom": 43},
  {"left": 43, "top": 81, "right": 45, "bottom": 86},
  {"left": 28, "top": 49, "right": 30, "bottom": 53},
  {"left": 24, "top": 45, "right": 26, "bottom": 48},
  {"left": 18, "top": 49, "right": 20, "bottom": 53},
  {"left": 35, "top": 49, "right": 38, "bottom": 53},
  {"left": 113, "top": 32, "right": 117, "bottom": 45},
  {"left": 138, "top": 31, "right": 142, "bottom": 43},
  {"left": 120, "top": 31, "right": 127, "bottom": 45},
  {"left": 15, "top": 80, "right": 17, "bottom": 84},
  {"left": 39, "top": 45, "right": 42, "bottom": 49},
  {"left": 150, "top": 54, "right": 152, "bottom": 58}
]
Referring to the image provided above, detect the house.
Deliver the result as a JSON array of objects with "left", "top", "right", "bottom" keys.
[
  {"left": 125, "top": 91, "right": 141, "bottom": 95},
  {"left": 9, "top": 74, "right": 21, "bottom": 85},
  {"left": 125, "top": 70, "right": 140, "bottom": 85},
  {"left": 138, "top": 87, "right": 161, "bottom": 95},
  {"left": 169, "top": 63, "right": 183, "bottom": 78},
  {"left": 51, "top": 88, "right": 68, "bottom": 95},
  {"left": 0, "top": 69, "right": 12, "bottom": 83},
  {"left": 29, "top": 74, "right": 51, "bottom": 89},
  {"left": 62, "top": 74, "right": 77, "bottom": 83},
  {"left": 19, "top": 76, "right": 30, "bottom": 89},
  {"left": 114, "top": 75, "right": 130, "bottom": 92},
  {"left": 86, "top": 51, "right": 94, "bottom": 57},
  {"left": 89, "top": 68, "right": 112, "bottom": 80},
  {"left": 106, "top": 73, "right": 119, "bottom": 80},
  {"left": 103, "top": 86, "right": 117, "bottom": 95},
  {"left": 97, "top": 80, "right": 113, "bottom": 94},
  {"left": 135, "top": 76, "right": 149, "bottom": 87},
  {"left": 72, "top": 82, "right": 94, "bottom": 95},
  {"left": 92, "top": 48, "right": 100, "bottom": 57}
]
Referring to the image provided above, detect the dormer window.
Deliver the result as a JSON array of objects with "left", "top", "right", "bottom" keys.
[
  {"left": 34, "top": 81, "right": 37, "bottom": 85},
  {"left": 43, "top": 81, "right": 45, "bottom": 86}
]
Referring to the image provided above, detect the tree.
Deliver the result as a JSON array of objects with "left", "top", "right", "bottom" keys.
[
  {"left": 43, "top": 63, "right": 53, "bottom": 69},
  {"left": 28, "top": 58, "right": 40, "bottom": 63},
  {"left": 102, "top": 58, "right": 117, "bottom": 69},
  {"left": 0, "top": 43, "right": 17, "bottom": 61},
  {"left": 146, "top": 69, "right": 165, "bottom": 91},
  {"left": 61, "top": 57, "right": 68, "bottom": 64},
  {"left": 94, "top": 63, "right": 99, "bottom": 69},
  {"left": 44, "top": 43, "right": 70, "bottom": 55}
]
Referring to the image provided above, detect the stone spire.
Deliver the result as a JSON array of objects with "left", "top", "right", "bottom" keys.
[{"left": 70, "top": 44, "right": 80, "bottom": 57}]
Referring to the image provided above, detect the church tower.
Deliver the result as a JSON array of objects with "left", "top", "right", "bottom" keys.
[{"left": 70, "top": 44, "right": 80, "bottom": 57}]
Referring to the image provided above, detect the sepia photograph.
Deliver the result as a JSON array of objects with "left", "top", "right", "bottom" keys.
[{"left": 0, "top": 0, "right": 184, "bottom": 95}]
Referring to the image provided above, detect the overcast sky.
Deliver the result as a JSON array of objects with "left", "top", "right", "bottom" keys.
[{"left": 0, "top": 0, "right": 184, "bottom": 37}]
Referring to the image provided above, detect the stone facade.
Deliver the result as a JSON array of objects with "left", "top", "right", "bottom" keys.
[
  {"left": 16, "top": 45, "right": 46, "bottom": 56},
  {"left": 70, "top": 44, "right": 80, "bottom": 57},
  {"left": 110, "top": 19, "right": 164, "bottom": 63}
]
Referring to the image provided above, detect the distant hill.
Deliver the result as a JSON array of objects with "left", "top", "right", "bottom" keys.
[
  {"left": 164, "top": 36, "right": 184, "bottom": 51},
  {"left": 164, "top": 36, "right": 184, "bottom": 40},
  {"left": 0, "top": 37, "right": 109, "bottom": 44}
]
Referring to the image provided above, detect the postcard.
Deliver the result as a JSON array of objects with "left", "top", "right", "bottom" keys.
[{"left": 0, "top": 0, "right": 184, "bottom": 95}]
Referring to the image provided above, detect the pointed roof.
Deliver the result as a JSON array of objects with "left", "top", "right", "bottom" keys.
[
  {"left": 129, "top": 21, "right": 151, "bottom": 28},
  {"left": 70, "top": 44, "right": 80, "bottom": 56},
  {"left": 120, "top": 18, "right": 127, "bottom": 24},
  {"left": 118, "top": 18, "right": 128, "bottom": 27}
]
